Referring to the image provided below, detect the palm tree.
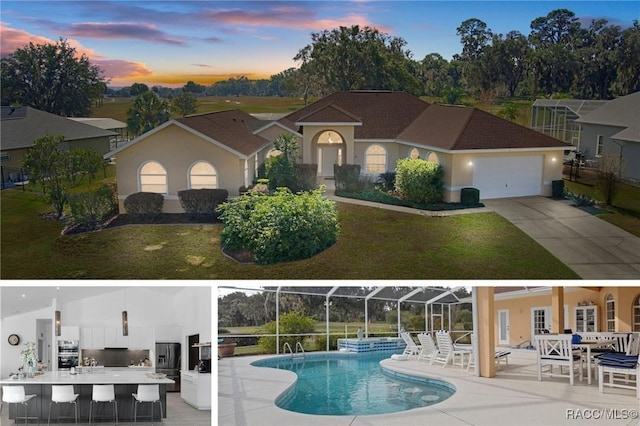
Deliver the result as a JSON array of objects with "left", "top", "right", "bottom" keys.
[
  {"left": 498, "top": 102, "right": 521, "bottom": 122},
  {"left": 126, "top": 91, "right": 170, "bottom": 137}
]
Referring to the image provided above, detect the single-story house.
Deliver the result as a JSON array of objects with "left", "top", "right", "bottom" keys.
[
  {"left": 477, "top": 286, "right": 640, "bottom": 348},
  {"left": 0, "top": 106, "right": 115, "bottom": 172},
  {"left": 105, "top": 91, "right": 571, "bottom": 213},
  {"left": 574, "top": 91, "right": 640, "bottom": 182},
  {"left": 68, "top": 117, "right": 129, "bottom": 150}
]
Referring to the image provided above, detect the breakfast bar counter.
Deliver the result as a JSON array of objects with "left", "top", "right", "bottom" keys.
[{"left": 1, "top": 371, "right": 174, "bottom": 422}]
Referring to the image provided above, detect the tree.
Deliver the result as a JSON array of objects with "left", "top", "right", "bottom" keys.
[
  {"left": 126, "top": 92, "right": 170, "bottom": 137},
  {"left": 1, "top": 38, "right": 106, "bottom": 116},
  {"left": 129, "top": 83, "right": 149, "bottom": 96},
  {"left": 498, "top": 102, "right": 521, "bottom": 122},
  {"left": 182, "top": 80, "right": 206, "bottom": 95},
  {"left": 171, "top": 92, "right": 198, "bottom": 117},
  {"left": 615, "top": 20, "right": 640, "bottom": 95},
  {"left": 441, "top": 85, "right": 465, "bottom": 105},
  {"left": 597, "top": 154, "right": 624, "bottom": 206},
  {"left": 418, "top": 53, "right": 452, "bottom": 96},
  {"left": 266, "top": 133, "right": 299, "bottom": 190},
  {"left": 493, "top": 31, "right": 530, "bottom": 97},
  {"left": 294, "top": 25, "right": 421, "bottom": 95}
]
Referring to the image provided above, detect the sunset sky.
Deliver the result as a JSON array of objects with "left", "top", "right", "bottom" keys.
[{"left": 1, "top": 1, "right": 637, "bottom": 88}]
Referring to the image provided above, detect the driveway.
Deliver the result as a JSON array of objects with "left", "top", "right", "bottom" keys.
[{"left": 484, "top": 196, "right": 640, "bottom": 279}]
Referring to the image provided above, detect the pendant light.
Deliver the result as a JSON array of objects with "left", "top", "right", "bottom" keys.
[
  {"left": 122, "top": 289, "right": 128, "bottom": 336},
  {"left": 55, "top": 287, "right": 61, "bottom": 336}
]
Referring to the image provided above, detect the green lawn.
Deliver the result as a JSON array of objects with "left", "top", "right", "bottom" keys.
[{"left": 1, "top": 188, "right": 578, "bottom": 279}]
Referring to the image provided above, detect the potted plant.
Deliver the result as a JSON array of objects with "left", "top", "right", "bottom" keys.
[{"left": 218, "top": 338, "right": 236, "bottom": 357}]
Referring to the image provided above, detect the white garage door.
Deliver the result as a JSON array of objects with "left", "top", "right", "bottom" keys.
[{"left": 472, "top": 156, "right": 543, "bottom": 199}]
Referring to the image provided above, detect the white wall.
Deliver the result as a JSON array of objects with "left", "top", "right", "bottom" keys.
[
  {"left": 174, "top": 287, "right": 212, "bottom": 371},
  {"left": 1, "top": 306, "right": 53, "bottom": 378}
]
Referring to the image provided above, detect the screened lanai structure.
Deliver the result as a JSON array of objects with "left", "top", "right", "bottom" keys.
[
  {"left": 530, "top": 99, "right": 607, "bottom": 148},
  {"left": 218, "top": 285, "right": 464, "bottom": 352}
]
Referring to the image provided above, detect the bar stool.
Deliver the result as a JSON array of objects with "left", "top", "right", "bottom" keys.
[
  {"left": 89, "top": 384, "right": 118, "bottom": 425},
  {"left": 48, "top": 385, "right": 78, "bottom": 425},
  {"left": 2, "top": 385, "right": 39, "bottom": 425},
  {"left": 130, "top": 385, "right": 162, "bottom": 425}
]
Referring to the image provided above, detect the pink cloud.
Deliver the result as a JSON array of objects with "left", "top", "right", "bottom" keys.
[
  {"left": 92, "top": 59, "right": 153, "bottom": 80},
  {"left": 0, "top": 22, "right": 101, "bottom": 58}
]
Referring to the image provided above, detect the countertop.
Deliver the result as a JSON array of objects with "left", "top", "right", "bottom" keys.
[{"left": 0, "top": 370, "right": 174, "bottom": 385}]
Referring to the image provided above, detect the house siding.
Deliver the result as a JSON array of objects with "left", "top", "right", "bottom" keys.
[
  {"left": 580, "top": 123, "right": 638, "bottom": 181},
  {"left": 114, "top": 124, "right": 247, "bottom": 213}
]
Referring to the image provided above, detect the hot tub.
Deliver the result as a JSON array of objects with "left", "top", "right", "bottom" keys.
[{"left": 337, "top": 337, "right": 406, "bottom": 353}]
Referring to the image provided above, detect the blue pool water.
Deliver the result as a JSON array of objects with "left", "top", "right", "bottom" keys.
[{"left": 252, "top": 352, "right": 455, "bottom": 416}]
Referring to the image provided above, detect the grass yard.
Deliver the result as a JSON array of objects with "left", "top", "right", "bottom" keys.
[{"left": 1, "top": 188, "right": 578, "bottom": 279}]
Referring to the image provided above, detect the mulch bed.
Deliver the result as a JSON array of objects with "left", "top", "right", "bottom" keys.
[{"left": 61, "top": 213, "right": 222, "bottom": 236}]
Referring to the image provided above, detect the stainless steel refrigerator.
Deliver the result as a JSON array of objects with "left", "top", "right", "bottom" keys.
[{"left": 156, "top": 342, "right": 181, "bottom": 392}]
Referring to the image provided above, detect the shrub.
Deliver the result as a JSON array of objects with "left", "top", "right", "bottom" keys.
[
  {"left": 395, "top": 158, "right": 444, "bottom": 204},
  {"left": 217, "top": 187, "right": 339, "bottom": 265},
  {"left": 123, "top": 192, "right": 164, "bottom": 218},
  {"left": 178, "top": 188, "right": 228, "bottom": 218},
  {"left": 266, "top": 156, "right": 297, "bottom": 190},
  {"left": 460, "top": 187, "right": 480, "bottom": 205},
  {"left": 69, "top": 184, "right": 116, "bottom": 228},
  {"left": 315, "top": 334, "right": 340, "bottom": 351},
  {"left": 552, "top": 180, "right": 565, "bottom": 199},
  {"left": 334, "top": 164, "right": 362, "bottom": 192},
  {"left": 258, "top": 311, "right": 316, "bottom": 354},
  {"left": 295, "top": 163, "right": 318, "bottom": 192},
  {"left": 377, "top": 171, "right": 396, "bottom": 191}
]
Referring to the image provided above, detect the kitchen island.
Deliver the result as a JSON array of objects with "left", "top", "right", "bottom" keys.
[{"left": 0, "top": 370, "right": 174, "bottom": 422}]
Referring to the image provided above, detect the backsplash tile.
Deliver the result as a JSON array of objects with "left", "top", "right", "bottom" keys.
[{"left": 81, "top": 349, "right": 150, "bottom": 367}]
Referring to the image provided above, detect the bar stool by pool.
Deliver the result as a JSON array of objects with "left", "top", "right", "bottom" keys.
[
  {"left": 48, "top": 385, "right": 79, "bottom": 425},
  {"left": 89, "top": 384, "right": 118, "bottom": 425},
  {"left": 130, "top": 385, "right": 163, "bottom": 425},
  {"left": 2, "top": 385, "right": 39, "bottom": 425}
]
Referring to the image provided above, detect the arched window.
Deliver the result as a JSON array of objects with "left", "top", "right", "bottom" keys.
[
  {"left": 426, "top": 152, "right": 440, "bottom": 164},
  {"left": 365, "top": 144, "right": 387, "bottom": 174},
  {"left": 605, "top": 293, "right": 615, "bottom": 332},
  {"left": 139, "top": 161, "right": 167, "bottom": 194},
  {"left": 409, "top": 148, "right": 420, "bottom": 159},
  {"left": 634, "top": 294, "right": 640, "bottom": 332},
  {"left": 189, "top": 161, "right": 218, "bottom": 189}
]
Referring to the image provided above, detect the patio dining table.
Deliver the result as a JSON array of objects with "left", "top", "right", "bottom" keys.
[{"left": 573, "top": 339, "right": 616, "bottom": 385}]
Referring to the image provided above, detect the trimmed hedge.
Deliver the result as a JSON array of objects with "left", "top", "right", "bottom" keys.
[
  {"left": 334, "top": 164, "right": 362, "bottom": 192},
  {"left": 178, "top": 188, "right": 228, "bottom": 217},
  {"left": 395, "top": 158, "right": 444, "bottom": 204},
  {"left": 123, "top": 192, "right": 164, "bottom": 218},
  {"left": 69, "top": 184, "right": 116, "bottom": 229}
]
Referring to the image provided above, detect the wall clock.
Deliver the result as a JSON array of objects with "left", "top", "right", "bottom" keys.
[{"left": 8, "top": 334, "right": 20, "bottom": 346}]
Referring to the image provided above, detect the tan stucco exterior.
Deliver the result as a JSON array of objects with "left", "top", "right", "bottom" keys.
[
  {"left": 1, "top": 137, "right": 111, "bottom": 170},
  {"left": 113, "top": 124, "right": 253, "bottom": 213}
]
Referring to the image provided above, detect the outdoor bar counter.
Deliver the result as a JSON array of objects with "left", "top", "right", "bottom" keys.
[{"left": 0, "top": 370, "right": 174, "bottom": 422}]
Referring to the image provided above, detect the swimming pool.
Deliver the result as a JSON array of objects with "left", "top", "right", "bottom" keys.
[{"left": 251, "top": 352, "right": 455, "bottom": 416}]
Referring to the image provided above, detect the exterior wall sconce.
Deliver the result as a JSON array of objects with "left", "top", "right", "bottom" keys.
[
  {"left": 55, "top": 310, "right": 61, "bottom": 336},
  {"left": 551, "top": 157, "right": 557, "bottom": 162},
  {"left": 467, "top": 161, "right": 473, "bottom": 166},
  {"left": 122, "top": 311, "right": 128, "bottom": 336}
]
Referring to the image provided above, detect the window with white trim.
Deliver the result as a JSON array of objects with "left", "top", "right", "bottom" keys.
[
  {"left": 596, "top": 135, "right": 604, "bottom": 157},
  {"left": 427, "top": 152, "right": 439, "bottom": 164},
  {"left": 409, "top": 148, "right": 420, "bottom": 159},
  {"left": 140, "top": 161, "right": 167, "bottom": 194},
  {"left": 365, "top": 144, "right": 387, "bottom": 174},
  {"left": 605, "top": 293, "right": 615, "bottom": 332},
  {"left": 189, "top": 161, "right": 218, "bottom": 189},
  {"left": 634, "top": 294, "right": 640, "bottom": 332}
]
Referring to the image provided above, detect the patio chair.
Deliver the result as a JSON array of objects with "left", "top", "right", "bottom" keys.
[
  {"left": 534, "top": 334, "right": 582, "bottom": 385},
  {"left": 400, "top": 332, "right": 422, "bottom": 359},
  {"left": 598, "top": 333, "right": 640, "bottom": 399},
  {"left": 416, "top": 333, "right": 438, "bottom": 364},
  {"left": 433, "top": 331, "right": 471, "bottom": 368}
]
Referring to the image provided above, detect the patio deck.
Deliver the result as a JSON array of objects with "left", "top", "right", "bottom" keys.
[{"left": 217, "top": 348, "right": 640, "bottom": 426}]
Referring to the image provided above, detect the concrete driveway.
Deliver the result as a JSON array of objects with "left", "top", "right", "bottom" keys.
[{"left": 484, "top": 197, "right": 640, "bottom": 279}]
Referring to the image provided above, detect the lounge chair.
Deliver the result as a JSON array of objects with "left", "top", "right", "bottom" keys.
[
  {"left": 416, "top": 333, "right": 438, "bottom": 364},
  {"left": 598, "top": 333, "right": 640, "bottom": 398},
  {"left": 433, "top": 331, "right": 471, "bottom": 368},
  {"left": 465, "top": 333, "right": 511, "bottom": 371},
  {"left": 400, "top": 332, "right": 422, "bottom": 359}
]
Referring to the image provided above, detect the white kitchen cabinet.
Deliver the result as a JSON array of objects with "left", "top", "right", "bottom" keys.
[
  {"left": 60, "top": 326, "right": 80, "bottom": 341},
  {"left": 155, "top": 326, "right": 182, "bottom": 342},
  {"left": 80, "top": 328, "right": 91, "bottom": 349},
  {"left": 129, "top": 326, "right": 154, "bottom": 349},
  {"left": 181, "top": 371, "right": 211, "bottom": 410},
  {"left": 574, "top": 306, "right": 598, "bottom": 333},
  {"left": 80, "top": 327, "right": 106, "bottom": 349},
  {"left": 104, "top": 327, "right": 129, "bottom": 348}
]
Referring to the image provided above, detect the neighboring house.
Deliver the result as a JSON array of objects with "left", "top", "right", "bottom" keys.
[
  {"left": 483, "top": 286, "right": 640, "bottom": 348},
  {"left": 0, "top": 106, "right": 115, "bottom": 173},
  {"left": 106, "top": 91, "right": 570, "bottom": 213},
  {"left": 574, "top": 91, "right": 640, "bottom": 182},
  {"left": 530, "top": 98, "right": 607, "bottom": 146},
  {"left": 68, "top": 117, "right": 129, "bottom": 150}
]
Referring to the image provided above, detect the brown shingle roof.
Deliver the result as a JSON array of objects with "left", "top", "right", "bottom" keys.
[
  {"left": 176, "top": 110, "right": 271, "bottom": 156},
  {"left": 296, "top": 104, "right": 362, "bottom": 124},
  {"left": 400, "top": 104, "right": 570, "bottom": 150},
  {"left": 279, "top": 91, "right": 428, "bottom": 139}
]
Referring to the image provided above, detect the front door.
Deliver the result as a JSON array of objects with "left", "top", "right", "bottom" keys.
[
  {"left": 498, "top": 310, "right": 509, "bottom": 345},
  {"left": 318, "top": 147, "right": 341, "bottom": 177}
]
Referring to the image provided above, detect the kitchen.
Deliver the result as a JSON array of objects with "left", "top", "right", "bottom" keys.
[{"left": 0, "top": 285, "right": 211, "bottom": 424}]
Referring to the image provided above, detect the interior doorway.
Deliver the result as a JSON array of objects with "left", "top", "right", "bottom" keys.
[{"left": 188, "top": 334, "right": 199, "bottom": 371}]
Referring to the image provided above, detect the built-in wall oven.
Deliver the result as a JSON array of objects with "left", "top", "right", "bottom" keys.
[{"left": 57, "top": 340, "right": 79, "bottom": 370}]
